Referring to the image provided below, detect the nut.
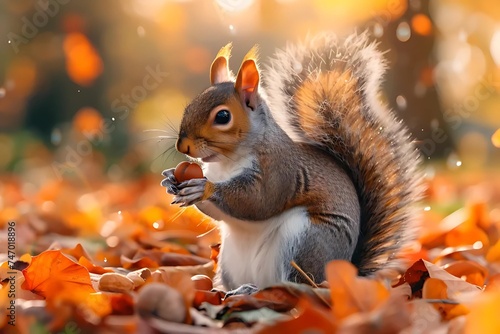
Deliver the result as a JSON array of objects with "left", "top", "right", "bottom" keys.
[
  {"left": 126, "top": 268, "right": 151, "bottom": 288},
  {"left": 98, "top": 272, "right": 134, "bottom": 293},
  {"left": 174, "top": 161, "right": 203, "bottom": 182},
  {"left": 136, "top": 283, "right": 186, "bottom": 322}
]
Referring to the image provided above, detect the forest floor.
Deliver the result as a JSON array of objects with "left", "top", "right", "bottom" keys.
[{"left": 1, "top": 166, "right": 500, "bottom": 333}]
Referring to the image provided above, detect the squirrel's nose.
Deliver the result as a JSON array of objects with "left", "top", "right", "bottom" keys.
[{"left": 176, "top": 137, "right": 190, "bottom": 155}]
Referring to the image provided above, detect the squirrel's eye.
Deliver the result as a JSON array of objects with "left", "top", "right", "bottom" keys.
[{"left": 214, "top": 110, "right": 231, "bottom": 125}]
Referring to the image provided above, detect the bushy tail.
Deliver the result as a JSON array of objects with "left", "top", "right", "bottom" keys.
[{"left": 264, "top": 32, "right": 424, "bottom": 275}]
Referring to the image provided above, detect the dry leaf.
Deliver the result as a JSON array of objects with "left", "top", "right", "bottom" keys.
[
  {"left": 327, "top": 260, "right": 390, "bottom": 320},
  {"left": 422, "top": 278, "right": 469, "bottom": 320},
  {"left": 21, "top": 250, "right": 95, "bottom": 298},
  {"left": 464, "top": 288, "right": 500, "bottom": 334},
  {"left": 79, "top": 256, "right": 114, "bottom": 274},
  {"left": 257, "top": 297, "right": 337, "bottom": 334},
  {"left": 443, "top": 260, "right": 487, "bottom": 286}
]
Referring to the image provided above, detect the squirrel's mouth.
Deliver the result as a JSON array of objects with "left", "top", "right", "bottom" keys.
[{"left": 201, "top": 154, "right": 219, "bottom": 163}]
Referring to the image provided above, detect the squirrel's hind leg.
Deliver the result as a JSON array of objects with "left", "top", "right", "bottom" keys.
[{"left": 288, "top": 214, "right": 359, "bottom": 284}]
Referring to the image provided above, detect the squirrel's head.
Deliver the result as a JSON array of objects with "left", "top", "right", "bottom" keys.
[{"left": 176, "top": 43, "right": 261, "bottom": 162}]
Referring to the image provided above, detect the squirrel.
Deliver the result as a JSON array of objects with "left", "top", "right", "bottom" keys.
[{"left": 161, "top": 32, "right": 423, "bottom": 290}]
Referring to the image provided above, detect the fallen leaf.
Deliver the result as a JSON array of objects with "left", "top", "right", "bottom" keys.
[
  {"left": 393, "top": 259, "right": 429, "bottom": 298},
  {"left": 443, "top": 260, "right": 487, "bottom": 286},
  {"left": 327, "top": 260, "right": 389, "bottom": 320},
  {"left": 79, "top": 256, "right": 113, "bottom": 274},
  {"left": 121, "top": 254, "right": 160, "bottom": 270},
  {"left": 109, "top": 293, "right": 135, "bottom": 315},
  {"left": 156, "top": 262, "right": 214, "bottom": 279},
  {"left": 223, "top": 283, "right": 330, "bottom": 314},
  {"left": 193, "top": 290, "right": 224, "bottom": 308},
  {"left": 256, "top": 298, "right": 337, "bottom": 334},
  {"left": 486, "top": 239, "right": 500, "bottom": 263},
  {"left": 422, "top": 278, "right": 469, "bottom": 320},
  {"left": 394, "top": 259, "right": 482, "bottom": 299},
  {"left": 21, "top": 250, "right": 95, "bottom": 298},
  {"left": 464, "top": 288, "right": 500, "bottom": 334},
  {"left": 60, "top": 243, "right": 93, "bottom": 261},
  {"left": 210, "top": 243, "right": 221, "bottom": 273},
  {"left": 445, "top": 225, "right": 489, "bottom": 250},
  {"left": 401, "top": 299, "right": 443, "bottom": 334},
  {"left": 160, "top": 253, "right": 210, "bottom": 266},
  {"left": 338, "top": 290, "right": 411, "bottom": 334},
  {"left": 423, "top": 260, "right": 482, "bottom": 299}
]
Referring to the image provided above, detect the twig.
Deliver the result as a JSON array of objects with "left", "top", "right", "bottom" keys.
[
  {"left": 290, "top": 261, "right": 331, "bottom": 307},
  {"left": 291, "top": 260, "right": 318, "bottom": 288}
]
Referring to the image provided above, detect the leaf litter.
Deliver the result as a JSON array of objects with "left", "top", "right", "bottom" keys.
[{"left": 1, "top": 171, "right": 500, "bottom": 333}]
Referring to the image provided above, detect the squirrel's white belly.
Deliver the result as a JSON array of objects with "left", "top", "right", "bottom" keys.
[
  {"left": 203, "top": 204, "right": 309, "bottom": 289},
  {"left": 199, "top": 156, "right": 309, "bottom": 289}
]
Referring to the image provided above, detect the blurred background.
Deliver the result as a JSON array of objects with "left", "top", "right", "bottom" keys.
[{"left": 0, "top": 0, "right": 499, "bottom": 211}]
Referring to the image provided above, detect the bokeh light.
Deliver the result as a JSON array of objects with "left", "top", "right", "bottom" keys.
[{"left": 0, "top": 0, "right": 498, "bottom": 187}]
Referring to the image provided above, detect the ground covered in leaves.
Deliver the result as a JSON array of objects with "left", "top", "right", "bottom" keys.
[{"left": 1, "top": 167, "right": 500, "bottom": 333}]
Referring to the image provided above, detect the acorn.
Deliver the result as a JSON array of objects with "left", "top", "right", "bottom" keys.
[
  {"left": 136, "top": 283, "right": 186, "bottom": 323},
  {"left": 174, "top": 161, "right": 203, "bottom": 182}
]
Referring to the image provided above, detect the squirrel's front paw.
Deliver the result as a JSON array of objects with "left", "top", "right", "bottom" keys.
[
  {"left": 161, "top": 168, "right": 179, "bottom": 195},
  {"left": 171, "top": 178, "right": 213, "bottom": 207}
]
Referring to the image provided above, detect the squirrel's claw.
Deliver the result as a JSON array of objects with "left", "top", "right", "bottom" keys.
[
  {"left": 161, "top": 168, "right": 178, "bottom": 183},
  {"left": 172, "top": 193, "right": 202, "bottom": 207},
  {"left": 161, "top": 168, "right": 179, "bottom": 195},
  {"left": 172, "top": 178, "right": 208, "bottom": 206},
  {"left": 165, "top": 184, "right": 179, "bottom": 195},
  {"left": 225, "top": 284, "right": 259, "bottom": 296}
]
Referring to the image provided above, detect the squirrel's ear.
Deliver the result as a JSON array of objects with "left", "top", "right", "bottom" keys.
[
  {"left": 235, "top": 45, "right": 259, "bottom": 110},
  {"left": 210, "top": 43, "right": 232, "bottom": 85}
]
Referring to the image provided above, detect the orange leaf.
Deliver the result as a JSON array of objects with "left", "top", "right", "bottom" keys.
[
  {"left": 492, "top": 128, "right": 500, "bottom": 148},
  {"left": 120, "top": 254, "right": 159, "bottom": 270},
  {"left": 109, "top": 293, "right": 135, "bottom": 315},
  {"left": 210, "top": 243, "right": 220, "bottom": 272},
  {"left": 257, "top": 297, "right": 337, "bottom": 334},
  {"left": 486, "top": 274, "right": 500, "bottom": 291},
  {"left": 422, "top": 277, "right": 448, "bottom": 300},
  {"left": 339, "top": 291, "right": 411, "bottom": 333},
  {"left": 445, "top": 224, "right": 489, "bottom": 249},
  {"left": 393, "top": 259, "right": 429, "bottom": 298},
  {"left": 193, "top": 290, "right": 223, "bottom": 308},
  {"left": 159, "top": 253, "right": 210, "bottom": 266},
  {"left": 422, "top": 278, "right": 468, "bottom": 320},
  {"left": 45, "top": 288, "right": 112, "bottom": 326},
  {"left": 486, "top": 239, "right": 500, "bottom": 263},
  {"left": 21, "top": 250, "right": 95, "bottom": 298},
  {"left": 422, "top": 260, "right": 482, "bottom": 299},
  {"left": 20, "top": 253, "right": 32, "bottom": 264},
  {"left": 78, "top": 256, "right": 113, "bottom": 274},
  {"left": 326, "top": 260, "right": 389, "bottom": 320},
  {"left": 443, "top": 260, "right": 488, "bottom": 286},
  {"left": 469, "top": 202, "right": 491, "bottom": 231},
  {"left": 465, "top": 289, "right": 500, "bottom": 334},
  {"left": 60, "top": 243, "right": 92, "bottom": 261}
]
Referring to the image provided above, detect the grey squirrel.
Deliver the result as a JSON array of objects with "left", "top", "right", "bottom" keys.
[{"left": 161, "top": 32, "right": 423, "bottom": 290}]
